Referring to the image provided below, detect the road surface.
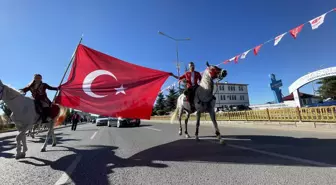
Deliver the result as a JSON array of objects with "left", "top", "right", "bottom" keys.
[{"left": 1, "top": 121, "right": 336, "bottom": 185}]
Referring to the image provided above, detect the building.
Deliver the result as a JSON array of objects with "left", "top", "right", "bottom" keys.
[
  {"left": 213, "top": 82, "right": 250, "bottom": 110},
  {"left": 282, "top": 92, "right": 321, "bottom": 106}
]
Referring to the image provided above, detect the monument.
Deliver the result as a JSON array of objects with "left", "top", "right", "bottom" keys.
[{"left": 269, "top": 74, "right": 283, "bottom": 103}]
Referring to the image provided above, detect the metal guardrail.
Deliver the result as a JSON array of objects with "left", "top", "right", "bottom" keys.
[{"left": 152, "top": 106, "right": 336, "bottom": 123}]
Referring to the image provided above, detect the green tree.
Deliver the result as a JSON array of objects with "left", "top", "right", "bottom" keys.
[
  {"left": 154, "top": 92, "right": 166, "bottom": 115},
  {"left": 165, "top": 87, "right": 178, "bottom": 112},
  {"left": 0, "top": 101, "right": 12, "bottom": 118},
  {"left": 317, "top": 76, "right": 336, "bottom": 100}
]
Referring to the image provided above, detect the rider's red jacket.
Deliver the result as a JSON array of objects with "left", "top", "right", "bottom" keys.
[
  {"left": 21, "top": 82, "right": 58, "bottom": 107},
  {"left": 179, "top": 71, "right": 202, "bottom": 88}
]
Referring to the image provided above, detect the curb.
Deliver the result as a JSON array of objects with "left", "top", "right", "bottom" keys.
[{"left": 144, "top": 120, "right": 336, "bottom": 133}]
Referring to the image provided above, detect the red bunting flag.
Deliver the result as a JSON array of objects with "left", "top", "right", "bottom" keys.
[
  {"left": 223, "top": 60, "right": 230, "bottom": 64},
  {"left": 234, "top": 55, "right": 240, "bottom": 63},
  {"left": 253, "top": 45, "right": 262, "bottom": 55},
  {"left": 56, "top": 44, "right": 170, "bottom": 119},
  {"left": 309, "top": 13, "right": 326, "bottom": 30},
  {"left": 290, "top": 24, "right": 304, "bottom": 39}
]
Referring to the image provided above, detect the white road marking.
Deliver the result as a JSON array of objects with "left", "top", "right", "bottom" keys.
[
  {"left": 144, "top": 127, "right": 161, "bottom": 132},
  {"left": 227, "top": 144, "right": 336, "bottom": 168},
  {"left": 54, "top": 155, "right": 82, "bottom": 185},
  {"left": 90, "top": 131, "right": 98, "bottom": 139}
]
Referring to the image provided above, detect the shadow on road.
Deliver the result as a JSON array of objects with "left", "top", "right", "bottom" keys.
[
  {"left": 20, "top": 145, "right": 167, "bottom": 185},
  {"left": 13, "top": 135, "right": 336, "bottom": 184}
]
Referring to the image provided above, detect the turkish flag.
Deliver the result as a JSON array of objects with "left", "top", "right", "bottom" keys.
[{"left": 55, "top": 44, "right": 170, "bottom": 119}]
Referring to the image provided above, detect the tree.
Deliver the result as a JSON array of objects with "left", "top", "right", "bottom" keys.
[
  {"left": 317, "top": 76, "right": 336, "bottom": 100},
  {"left": 165, "top": 87, "right": 178, "bottom": 112},
  {"left": 0, "top": 101, "right": 12, "bottom": 118},
  {"left": 154, "top": 92, "right": 166, "bottom": 115}
]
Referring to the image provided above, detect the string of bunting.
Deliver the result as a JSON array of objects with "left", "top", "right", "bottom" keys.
[{"left": 160, "top": 8, "right": 335, "bottom": 93}]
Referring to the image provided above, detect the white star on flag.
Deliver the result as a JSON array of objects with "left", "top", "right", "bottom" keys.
[
  {"left": 274, "top": 33, "right": 287, "bottom": 46},
  {"left": 115, "top": 84, "right": 127, "bottom": 95},
  {"left": 240, "top": 50, "right": 250, "bottom": 59},
  {"left": 309, "top": 13, "right": 326, "bottom": 30}
]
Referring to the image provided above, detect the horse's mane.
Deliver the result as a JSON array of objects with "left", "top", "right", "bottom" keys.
[
  {"left": 200, "top": 68, "right": 213, "bottom": 91},
  {"left": 4, "top": 84, "right": 22, "bottom": 95}
]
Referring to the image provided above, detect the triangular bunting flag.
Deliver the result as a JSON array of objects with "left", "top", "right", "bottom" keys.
[
  {"left": 309, "top": 13, "right": 326, "bottom": 30},
  {"left": 253, "top": 45, "right": 262, "bottom": 55},
  {"left": 240, "top": 50, "right": 250, "bottom": 59},
  {"left": 274, "top": 33, "right": 287, "bottom": 46},
  {"left": 229, "top": 56, "right": 235, "bottom": 62},
  {"left": 223, "top": 60, "right": 229, "bottom": 64},
  {"left": 234, "top": 55, "right": 240, "bottom": 63},
  {"left": 290, "top": 24, "right": 304, "bottom": 39}
]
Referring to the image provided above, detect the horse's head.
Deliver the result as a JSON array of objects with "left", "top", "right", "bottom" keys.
[{"left": 206, "top": 61, "right": 227, "bottom": 80}]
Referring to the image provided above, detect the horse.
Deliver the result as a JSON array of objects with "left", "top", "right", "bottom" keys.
[
  {"left": 0, "top": 80, "right": 67, "bottom": 159},
  {"left": 170, "top": 62, "right": 227, "bottom": 143}
]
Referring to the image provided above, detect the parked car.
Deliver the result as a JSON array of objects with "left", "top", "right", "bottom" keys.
[
  {"left": 96, "top": 116, "right": 110, "bottom": 126},
  {"left": 108, "top": 117, "right": 141, "bottom": 128}
]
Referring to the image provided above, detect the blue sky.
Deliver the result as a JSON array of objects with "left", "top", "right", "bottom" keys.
[{"left": 1, "top": 0, "right": 336, "bottom": 105}]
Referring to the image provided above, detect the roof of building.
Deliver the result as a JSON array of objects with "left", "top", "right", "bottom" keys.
[
  {"left": 282, "top": 92, "right": 320, "bottom": 101},
  {"left": 217, "top": 82, "right": 249, "bottom": 86}
]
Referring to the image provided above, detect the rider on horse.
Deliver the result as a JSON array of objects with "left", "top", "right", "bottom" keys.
[
  {"left": 20, "top": 74, "right": 59, "bottom": 123},
  {"left": 171, "top": 62, "right": 202, "bottom": 111}
]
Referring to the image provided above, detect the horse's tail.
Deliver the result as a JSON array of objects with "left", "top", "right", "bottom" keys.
[
  {"left": 170, "top": 106, "right": 179, "bottom": 124},
  {"left": 54, "top": 105, "right": 68, "bottom": 126},
  {"left": 170, "top": 95, "right": 182, "bottom": 124}
]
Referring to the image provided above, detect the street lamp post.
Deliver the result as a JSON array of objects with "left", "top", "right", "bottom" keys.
[{"left": 158, "top": 31, "right": 190, "bottom": 88}]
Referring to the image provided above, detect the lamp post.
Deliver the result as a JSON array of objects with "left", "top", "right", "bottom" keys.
[{"left": 158, "top": 31, "right": 190, "bottom": 88}]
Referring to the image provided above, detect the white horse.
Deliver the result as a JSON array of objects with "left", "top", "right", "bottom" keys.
[
  {"left": 171, "top": 62, "right": 227, "bottom": 143},
  {"left": 0, "top": 80, "right": 67, "bottom": 159}
]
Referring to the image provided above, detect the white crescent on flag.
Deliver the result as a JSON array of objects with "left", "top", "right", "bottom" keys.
[{"left": 309, "top": 13, "right": 326, "bottom": 30}]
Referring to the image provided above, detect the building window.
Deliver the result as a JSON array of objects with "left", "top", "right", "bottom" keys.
[
  {"left": 240, "top": 95, "right": 244, "bottom": 100},
  {"left": 220, "top": 95, "right": 223, "bottom": 100},
  {"left": 227, "top": 95, "right": 231, "bottom": 100},
  {"left": 223, "top": 95, "right": 226, "bottom": 100},
  {"left": 239, "top": 86, "right": 244, "bottom": 91},
  {"left": 229, "top": 86, "right": 235, "bottom": 91},
  {"left": 232, "top": 95, "right": 236, "bottom": 100}
]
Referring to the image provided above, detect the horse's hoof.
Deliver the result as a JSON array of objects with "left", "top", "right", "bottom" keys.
[
  {"left": 195, "top": 137, "right": 200, "bottom": 142},
  {"left": 52, "top": 143, "right": 56, "bottom": 147},
  {"left": 219, "top": 139, "right": 226, "bottom": 145},
  {"left": 21, "top": 153, "right": 26, "bottom": 158},
  {"left": 15, "top": 154, "right": 20, "bottom": 160},
  {"left": 40, "top": 148, "right": 46, "bottom": 152},
  {"left": 185, "top": 134, "right": 191, "bottom": 138},
  {"left": 178, "top": 131, "right": 182, "bottom": 136}
]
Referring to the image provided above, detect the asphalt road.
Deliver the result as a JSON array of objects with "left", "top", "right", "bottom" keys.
[{"left": 1, "top": 121, "right": 336, "bottom": 185}]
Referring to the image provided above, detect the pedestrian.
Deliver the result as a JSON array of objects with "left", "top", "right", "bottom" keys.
[{"left": 71, "top": 112, "right": 80, "bottom": 131}]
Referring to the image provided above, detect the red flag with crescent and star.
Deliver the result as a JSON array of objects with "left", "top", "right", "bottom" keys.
[{"left": 55, "top": 44, "right": 170, "bottom": 119}]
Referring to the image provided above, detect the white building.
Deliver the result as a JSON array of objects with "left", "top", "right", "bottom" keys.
[{"left": 213, "top": 82, "right": 250, "bottom": 110}]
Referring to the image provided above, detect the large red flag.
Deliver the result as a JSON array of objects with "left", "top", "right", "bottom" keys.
[{"left": 55, "top": 44, "right": 170, "bottom": 119}]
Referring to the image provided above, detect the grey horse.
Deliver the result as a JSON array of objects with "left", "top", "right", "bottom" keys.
[
  {"left": 171, "top": 62, "right": 227, "bottom": 143},
  {"left": 0, "top": 80, "right": 67, "bottom": 159}
]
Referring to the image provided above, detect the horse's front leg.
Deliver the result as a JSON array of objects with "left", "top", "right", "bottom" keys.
[
  {"left": 184, "top": 113, "right": 190, "bottom": 138},
  {"left": 178, "top": 108, "right": 183, "bottom": 136},
  {"left": 209, "top": 109, "right": 225, "bottom": 145},
  {"left": 195, "top": 111, "right": 201, "bottom": 141},
  {"left": 15, "top": 133, "right": 22, "bottom": 159}
]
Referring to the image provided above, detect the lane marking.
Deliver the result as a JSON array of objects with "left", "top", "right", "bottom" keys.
[
  {"left": 54, "top": 155, "right": 82, "bottom": 185},
  {"left": 227, "top": 144, "right": 336, "bottom": 168},
  {"left": 90, "top": 131, "right": 98, "bottom": 140},
  {"left": 144, "top": 127, "right": 161, "bottom": 132}
]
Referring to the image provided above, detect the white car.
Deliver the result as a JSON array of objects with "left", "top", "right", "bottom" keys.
[{"left": 96, "top": 116, "right": 113, "bottom": 126}]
